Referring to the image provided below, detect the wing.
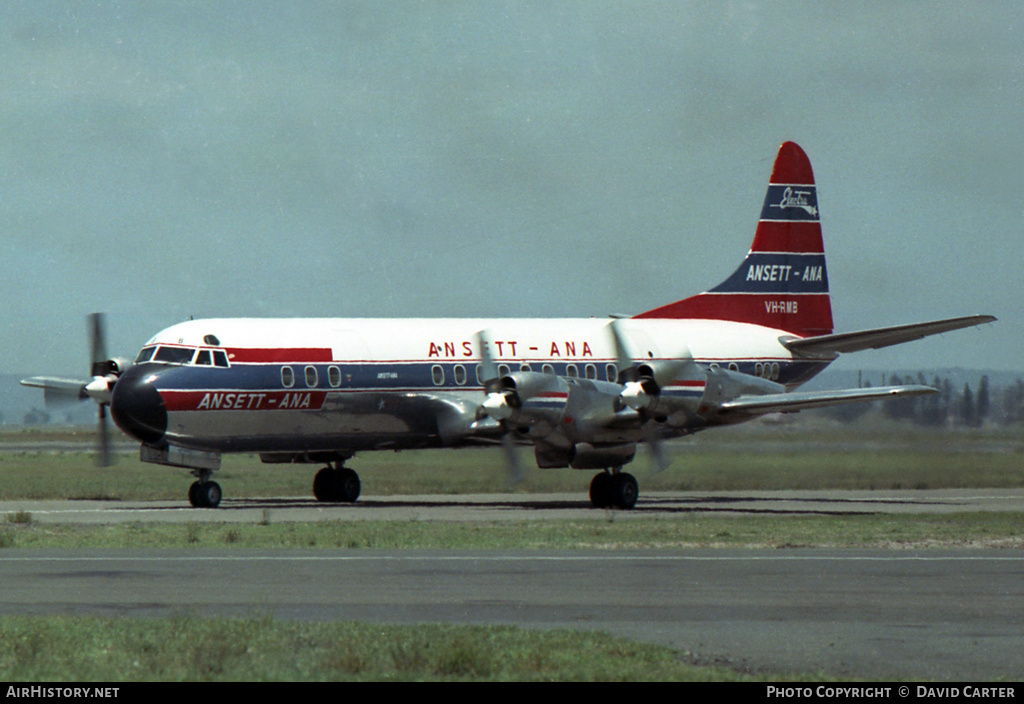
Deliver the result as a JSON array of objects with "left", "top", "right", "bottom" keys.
[
  {"left": 20, "top": 376, "right": 89, "bottom": 404},
  {"left": 783, "top": 315, "right": 996, "bottom": 355},
  {"left": 719, "top": 384, "right": 937, "bottom": 416}
]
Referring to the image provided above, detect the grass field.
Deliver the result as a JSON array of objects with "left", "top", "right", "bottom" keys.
[
  {"left": 1, "top": 420, "right": 1020, "bottom": 681},
  {"left": 1, "top": 420, "right": 1022, "bottom": 501},
  {"left": 0, "top": 616, "right": 807, "bottom": 682}
]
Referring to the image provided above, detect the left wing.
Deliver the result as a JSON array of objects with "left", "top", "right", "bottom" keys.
[{"left": 20, "top": 376, "right": 90, "bottom": 403}]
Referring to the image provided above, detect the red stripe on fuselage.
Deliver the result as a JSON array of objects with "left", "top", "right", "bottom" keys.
[
  {"left": 161, "top": 390, "right": 328, "bottom": 412},
  {"left": 634, "top": 293, "right": 833, "bottom": 336},
  {"left": 226, "top": 348, "right": 334, "bottom": 363}
]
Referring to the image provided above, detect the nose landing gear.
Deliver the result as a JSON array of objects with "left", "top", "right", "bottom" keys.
[{"left": 188, "top": 470, "right": 222, "bottom": 508}]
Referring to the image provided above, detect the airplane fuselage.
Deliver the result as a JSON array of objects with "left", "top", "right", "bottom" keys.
[{"left": 110, "top": 317, "right": 832, "bottom": 459}]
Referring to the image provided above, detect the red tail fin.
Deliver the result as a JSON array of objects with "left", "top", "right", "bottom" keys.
[{"left": 635, "top": 141, "right": 833, "bottom": 337}]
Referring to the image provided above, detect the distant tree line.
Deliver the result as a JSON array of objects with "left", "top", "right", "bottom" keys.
[{"left": 821, "top": 374, "right": 1024, "bottom": 428}]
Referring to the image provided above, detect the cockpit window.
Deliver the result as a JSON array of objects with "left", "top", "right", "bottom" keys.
[
  {"left": 153, "top": 346, "right": 196, "bottom": 365},
  {"left": 140, "top": 345, "right": 230, "bottom": 367}
]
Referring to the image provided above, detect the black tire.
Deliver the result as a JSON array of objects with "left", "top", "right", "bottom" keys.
[
  {"left": 201, "top": 481, "right": 222, "bottom": 508},
  {"left": 337, "top": 467, "right": 361, "bottom": 503},
  {"left": 610, "top": 473, "right": 638, "bottom": 510},
  {"left": 188, "top": 480, "right": 203, "bottom": 508},
  {"left": 313, "top": 467, "right": 361, "bottom": 503},
  {"left": 188, "top": 480, "right": 222, "bottom": 508},
  {"left": 589, "top": 472, "right": 613, "bottom": 508},
  {"left": 313, "top": 467, "right": 336, "bottom": 502}
]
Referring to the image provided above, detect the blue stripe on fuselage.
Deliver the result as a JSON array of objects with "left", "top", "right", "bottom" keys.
[{"left": 144, "top": 357, "right": 831, "bottom": 397}]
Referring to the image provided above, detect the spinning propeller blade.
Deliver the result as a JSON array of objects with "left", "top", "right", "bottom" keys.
[{"left": 476, "top": 329, "right": 527, "bottom": 484}]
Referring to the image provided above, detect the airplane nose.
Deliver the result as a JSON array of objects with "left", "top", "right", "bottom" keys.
[{"left": 110, "top": 365, "right": 167, "bottom": 445}]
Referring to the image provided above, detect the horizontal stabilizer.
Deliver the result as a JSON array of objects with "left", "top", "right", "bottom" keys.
[
  {"left": 783, "top": 315, "right": 996, "bottom": 356},
  {"left": 719, "top": 385, "right": 937, "bottom": 416}
]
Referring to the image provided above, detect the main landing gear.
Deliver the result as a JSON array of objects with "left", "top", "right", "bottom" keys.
[
  {"left": 589, "top": 469, "right": 639, "bottom": 510},
  {"left": 313, "top": 462, "right": 361, "bottom": 503},
  {"left": 188, "top": 470, "right": 222, "bottom": 508}
]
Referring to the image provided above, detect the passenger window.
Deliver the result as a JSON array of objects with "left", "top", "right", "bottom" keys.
[
  {"left": 585, "top": 364, "right": 597, "bottom": 380},
  {"left": 542, "top": 364, "right": 555, "bottom": 376},
  {"left": 565, "top": 364, "right": 578, "bottom": 378},
  {"left": 520, "top": 364, "right": 532, "bottom": 373},
  {"left": 498, "top": 364, "right": 511, "bottom": 378},
  {"left": 453, "top": 365, "right": 467, "bottom": 386},
  {"left": 281, "top": 366, "right": 295, "bottom": 388},
  {"left": 195, "top": 350, "right": 212, "bottom": 366},
  {"left": 605, "top": 364, "right": 618, "bottom": 382},
  {"left": 328, "top": 366, "right": 342, "bottom": 387},
  {"left": 305, "top": 366, "right": 318, "bottom": 387},
  {"left": 431, "top": 365, "right": 445, "bottom": 386}
]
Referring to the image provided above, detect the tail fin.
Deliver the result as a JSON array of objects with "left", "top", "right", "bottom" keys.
[{"left": 635, "top": 141, "right": 833, "bottom": 337}]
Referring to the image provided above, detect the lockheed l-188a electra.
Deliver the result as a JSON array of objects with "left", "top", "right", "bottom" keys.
[{"left": 23, "top": 142, "right": 994, "bottom": 509}]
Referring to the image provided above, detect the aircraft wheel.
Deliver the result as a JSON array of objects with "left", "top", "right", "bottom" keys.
[
  {"left": 313, "top": 467, "right": 336, "bottom": 502},
  {"left": 589, "top": 472, "right": 613, "bottom": 508},
  {"left": 337, "top": 467, "right": 361, "bottom": 503},
  {"left": 610, "top": 473, "right": 638, "bottom": 510},
  {"left": 313, "top": 467, "right": 361, "bottom": 503},
  {"left": 188, "top": 480, "right": 222, "bottom": 508}
]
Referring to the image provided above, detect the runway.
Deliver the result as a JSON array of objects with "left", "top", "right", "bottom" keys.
[
  {"left": 1, "top": 548, "right": 1021, "bottom": 680},
  {"left": 2, "top": 490, "right": 1023, "bottom": 679},
  {"left": 4, "top": 487, "right": 1024, "bottom": 524}
]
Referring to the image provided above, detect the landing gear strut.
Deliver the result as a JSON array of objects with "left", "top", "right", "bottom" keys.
[
  {"left": 589, "top": 468, "right": 638, "bottom": 510},
  {"left": 188, "top": 470, "right": 222, "bottom": 508},
  {"left": 313, "top": 463, "right": 361, "bottom": 503}
]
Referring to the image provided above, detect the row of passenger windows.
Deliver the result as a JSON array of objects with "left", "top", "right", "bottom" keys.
[
  {"left": 280, "top": 365, "right": 344, "bottom": 389},
  {"left": 430, "top": 362, "right": 621, "bottom": 387},
  {"left": 137, "top": 352, "right": 782, "bottom": 387}
]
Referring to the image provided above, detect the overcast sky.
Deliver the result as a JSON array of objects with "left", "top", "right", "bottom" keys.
[{"left": 1, "top": 1, "right": 1019, "bottom": 377}]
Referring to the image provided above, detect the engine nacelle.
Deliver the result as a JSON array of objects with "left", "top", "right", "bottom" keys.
[
  {"left": 85, "top": 357, "right": 135, "bottom": 404},
  {"left": 697, "top": 365, "right": 787, "bottom": 421},
  {"left": 91, "top": 357, "right": 133, "bottom": 378},
  {"left": 534, "top": 441, "right": 636, "bottom": 469},
  {"left": 619, "top": 359, "right": 708, "bottom": 426},
  {"left": 480, "top": 371, "right": 571, "bottom": 438}
]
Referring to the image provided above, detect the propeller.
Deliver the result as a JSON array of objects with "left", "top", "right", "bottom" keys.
[
  {"left": 19, "top": 313, "right": 128, "bottom": 466},
  {"left": 84, "top": 313, "right": 118, "bottom": 467},
  {"left": 608, "top": 319, "right": 695, "bottom": 473},
  {"left": 475, "top": 329, "right": 527, "bottom": 484}
]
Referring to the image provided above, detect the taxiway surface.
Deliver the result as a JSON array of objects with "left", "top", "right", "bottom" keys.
[
  {"left": 3, "top": 488, "right": 1024, "bottom": 524},
  {"left": 2, "top": 491, "right": 1022, "bottom": 680}
]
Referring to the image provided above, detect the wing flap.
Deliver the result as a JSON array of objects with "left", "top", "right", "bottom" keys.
[
  {"left": 719, "top": 385, "right": 937, "bottom": 416},
  {"left": 783, "top": 315, "right": 995, "bottom": 355}
]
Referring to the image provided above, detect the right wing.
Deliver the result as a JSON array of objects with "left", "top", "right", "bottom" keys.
[
  {"left": 782, "top": 315, "right": 996, "bottom": 356},
  {"left": 718, "top": 384, "right": 937, "bottom": 417}
]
